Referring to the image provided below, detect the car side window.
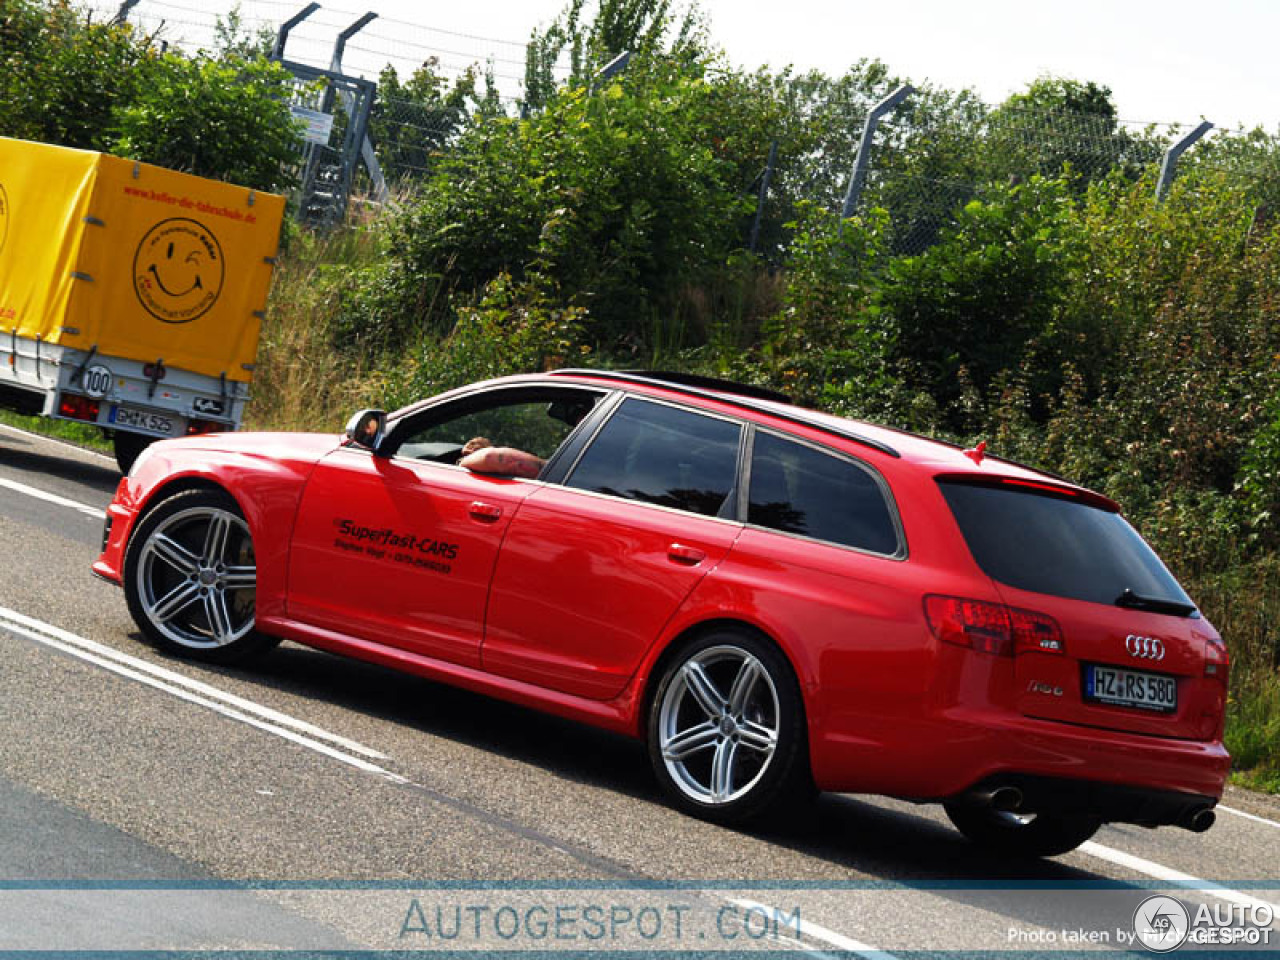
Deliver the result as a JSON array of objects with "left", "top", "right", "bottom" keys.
[
  {"left": 389, "top": 388, "right": 603, "bottom": 467},
  {"left": 748, "top": 431, "right": 900, "bottom": 556},
  {"left": 565, "top": 397, "right": 742, "bottom": 518}
]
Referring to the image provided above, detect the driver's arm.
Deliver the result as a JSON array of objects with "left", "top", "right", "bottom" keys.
[{"left": 459, "top": 446, "right": 545, "bottom": 479}]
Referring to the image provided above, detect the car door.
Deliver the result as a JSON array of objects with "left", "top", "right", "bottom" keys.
[
  {"left": 286, "top": 385, "right": 605, "bottom": 668},
  {"left": 482, "top": 396, "right": 746, "bottom": 700}
]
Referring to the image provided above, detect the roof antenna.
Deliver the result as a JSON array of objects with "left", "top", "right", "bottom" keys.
[{"left": 963, "top": 440, "right": 987, "bottom": 465}]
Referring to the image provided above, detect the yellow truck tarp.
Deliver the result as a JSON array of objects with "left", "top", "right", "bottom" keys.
[{"left": 0, "top": 137, "right": 285, "bottom": 382}]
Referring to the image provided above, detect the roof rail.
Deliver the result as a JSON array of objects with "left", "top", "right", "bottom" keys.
[
  {"left": 620, "top": 369, "right": 792, "bottom": 404},
  {"left": 549, "top": 368, "right": 901, "bottom": 459}
]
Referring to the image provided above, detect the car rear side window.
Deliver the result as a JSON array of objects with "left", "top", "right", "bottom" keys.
[
  {"left": 565, "top": 397, "right": 742, "bottom": 518},
  {"left": 748, "top": 431, "right": 900, "bottom": 555},
  {"left": 939, "top": 480, "right": 1193, "bottom": 608}
]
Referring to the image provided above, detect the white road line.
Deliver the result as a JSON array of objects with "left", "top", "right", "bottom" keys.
[
  {"left": 728, "top": 896, "right": 899, "bottom": 960},
  {"left": 1219, "top": 804, "right": 1280, "bottom": 830},
  {"left": 0, "top": 476, "right": 105, "bottom": 519},
  {"left": 0, "top": 605, "right": 390, "bottom": 762},
  {"left": 1081, "top": 841, "right": 1280, "bottom": 914},
  {"left": 0, "top": 421, "right": 116, "bottom": 462}
]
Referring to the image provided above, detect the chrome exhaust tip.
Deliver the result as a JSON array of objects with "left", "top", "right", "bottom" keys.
[
  {"left": 967, "top": 785, "right": 1024, "bottom": 812},
  {"left": 990, "top": 786, "right": 1025, "bottom": 813}
]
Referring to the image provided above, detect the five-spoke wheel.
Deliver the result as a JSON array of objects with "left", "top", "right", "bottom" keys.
[
  {"left": 648, "top": 631, "right": 809, "bottom": 824},
  {"left": 123, "top": 489, "right": 276, "bottom": 663}
]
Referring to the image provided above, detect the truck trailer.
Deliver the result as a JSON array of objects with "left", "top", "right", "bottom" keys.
[{"left": 0, "top": 137, "right": 285, "bottom": 471}]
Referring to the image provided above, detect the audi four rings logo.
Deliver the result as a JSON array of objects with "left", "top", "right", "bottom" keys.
[{"left": 1126, "top": 635, "right": 1165, "bottom": 660}]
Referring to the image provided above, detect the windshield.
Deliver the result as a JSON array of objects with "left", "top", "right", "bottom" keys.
[{"left": 939, "top": 480, "right": 1194, "bottom": 612}]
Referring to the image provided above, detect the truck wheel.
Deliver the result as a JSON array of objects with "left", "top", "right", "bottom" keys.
[
  {"left": 113, "top": 432, "right": 152, "bottom": 474},
  {"left": 122, "top": 488, "right": 276, "bottom": 664}
]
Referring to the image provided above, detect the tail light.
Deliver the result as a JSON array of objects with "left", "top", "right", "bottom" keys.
[
  {"left": 1202, "top": 634, "right": 1230, "bottom": 687},
  {"left": 186, "top": 418, "right": 225, "bottom": 435},
  {"left": 58, "top": 393, "right": 100, "bottom": 422},
  {"left": 924, "top": 595, "right": 1065, "bottom": 658}
]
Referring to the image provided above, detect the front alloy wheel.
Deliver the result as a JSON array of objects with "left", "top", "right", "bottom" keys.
[
  {"left": 123, "top": 489, "right": 275, "bottom": 663},
  {"left": 648, "top": 632, "right": 810, "bottom": 824}
]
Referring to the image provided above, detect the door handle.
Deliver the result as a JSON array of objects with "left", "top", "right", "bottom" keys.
[
  {"left": 667, "top": 543, "right": 706, "bottom": 566},
  {"left": 468, "top": 501, "right": 503, "bottom": 522}
]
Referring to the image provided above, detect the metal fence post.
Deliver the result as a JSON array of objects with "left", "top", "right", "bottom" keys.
[
  {"left": 748, "top": 139, "right": 778, "bottom": 255},
  {"left": 591, "top": 51, "right": 632, "bottom": 91},
  {"left": 841, "top": 84, "right": 914, "bottom": 221},
  {"left": 329, "top": 11, "right": 377, "bottom": 74},
  {"left": 1156, "top": 120, "right": 1213, "bottom": 202},
  {"left": 110, "top": 0, "right": 140, "bottom": 26},
  {"left": 272, "top": 2, "right": 320, "bottom": 61},
  {"left": 326, "top": 13, "right": 388, "bottom": 204}
]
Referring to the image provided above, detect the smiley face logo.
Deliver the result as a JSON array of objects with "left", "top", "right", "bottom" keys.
[
  {"left": 133, "top": 218, "right": 224, "bottom": 324},
  {"left": 0, "top": 183, "right": 9, "bottom": 256}
]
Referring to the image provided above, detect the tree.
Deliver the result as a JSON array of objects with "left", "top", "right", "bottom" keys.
[
  {"left": 521, "top": 0, "right": 706, "bottom": 113},
  {"left": 983, "top": 76, "right": 1162, "bottom": 185},
  {"left": 112, "top": 52, "right": 301, "bottom": 192},
  {"left": 0, "top": 0, "right": 148, "bottom": 149},
  {"left": 369, "top": 59, "right": 478, "bottom": 183}
]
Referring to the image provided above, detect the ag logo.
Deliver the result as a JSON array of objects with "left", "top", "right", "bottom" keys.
[
  {"left": 133, "top": 218, "right": 224, "bottom": 324},
  {"left": 0, "top": 182, "right": 9, "bottom": 256},
  {"left": 1133, "top": 895, "right": 1190, "bottom": 952}
]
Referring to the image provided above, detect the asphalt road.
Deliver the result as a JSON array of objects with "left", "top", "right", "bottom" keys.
[{"left": 1, "top": 422, "right": 1278, "bottom": 956}]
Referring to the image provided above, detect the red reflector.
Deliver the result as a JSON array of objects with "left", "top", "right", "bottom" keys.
[
  {"left": 58, "top": 394, "right": 100, "bottom": 422},
  {"left": 924, "top": 595, "right": 1064, "bottom": 658},
  {"left": 186, "top": 419, "right": 223, "bottom": 435}
]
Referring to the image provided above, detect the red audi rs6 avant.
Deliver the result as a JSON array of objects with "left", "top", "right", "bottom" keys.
[{"left": 93, "top": 370, "right": 1230, "bottom": 856}]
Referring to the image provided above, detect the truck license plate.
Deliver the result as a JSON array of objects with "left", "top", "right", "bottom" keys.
[
  {"left": 1085, "top": 664, "right": 1178, "bottom": 713},
  {"left": 110, "top": 405, "right": 178, "bottom": 437}
]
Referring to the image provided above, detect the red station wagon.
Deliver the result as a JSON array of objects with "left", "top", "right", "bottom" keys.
[{"left": 92, "top": 370, "right": 1230, "bottom": 856}]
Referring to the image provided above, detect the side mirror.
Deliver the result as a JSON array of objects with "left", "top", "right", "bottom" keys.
[{"left": 344, "top": 409, "right": 387, "bottom": 454}]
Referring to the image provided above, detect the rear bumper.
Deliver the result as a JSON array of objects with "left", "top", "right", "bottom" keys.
[
  {"left": 812, "top": 709, "right": 1230, "bottom": 806},
  {"left": 954, "top": 773, "right": 1218, "bottom": 828}
]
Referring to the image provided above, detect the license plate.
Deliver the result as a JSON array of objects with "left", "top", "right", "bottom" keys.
[
  {"left": 1085, "top": 664, "right": 1178, "bottom": 713},
  {"left": 109, "top": 404, "right": 178, "bottom": 437}
]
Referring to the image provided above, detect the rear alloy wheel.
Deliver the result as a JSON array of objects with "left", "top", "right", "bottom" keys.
[
  {"left": 944, "top": 802, "right": 1100, "bottom": 858},
  {"left": 123, "top": 489, "right": 276, "bottom": 664},
  {"left": 648, "top": 632, "right": 810, "bottom": 825}
]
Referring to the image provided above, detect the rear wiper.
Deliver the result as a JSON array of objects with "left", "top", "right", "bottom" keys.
[{"left": 1114, "top": 588, "right": 1197, "bottom": 617}]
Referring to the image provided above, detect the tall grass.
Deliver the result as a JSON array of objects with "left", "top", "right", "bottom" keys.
[
  {"left": 245, "top": 223, "right": 391, "bottom": 432},
  {"left": 1186, "top": 558, "right": 1280, "bottom": 791}
]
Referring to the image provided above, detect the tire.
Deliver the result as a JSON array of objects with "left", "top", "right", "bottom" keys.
[
  {"left": 122, "top": 488, "right": 277, "bottom": 664},
  {"left": 944, "top": 801, "right": 1100, "bottom": 857},
  {"left": 113, "top": 432, "right": 153, "bottom": 475},
  {"left": 647, "top": 630, "right": 811, "bottom": 825}
]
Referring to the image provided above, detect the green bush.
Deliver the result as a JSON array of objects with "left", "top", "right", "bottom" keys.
[
  {"left": 0, "top": 0, "right": 146, "bottom": 148},
  {"left": 343, "top": 57, "right": 759, "bottom": 353},
  {"left": 112, "top": 53, "right": 300, "bottom": 192},
  {"left": 385, "top": 272, "right": 591, "bottom": 408},
  {"left": 880, "top": 176, "right": 1083, "bottom": 428}
]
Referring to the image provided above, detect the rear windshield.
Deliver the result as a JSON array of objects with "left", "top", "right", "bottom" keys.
[{"left": 939, "top": 480, "right": 1193, "bottom": 609}]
